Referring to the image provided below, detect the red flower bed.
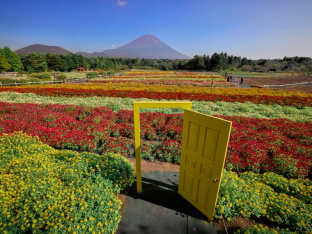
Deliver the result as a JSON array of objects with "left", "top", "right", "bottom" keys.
[
  {"left": 90, "top": 79, "right": 229, "bottom": 87},
  {"left": 0, "top": 87, "right": 311, "bottom": 107},
  {"left": 0, "top": 102, "right": 311, "bottom": 177}
]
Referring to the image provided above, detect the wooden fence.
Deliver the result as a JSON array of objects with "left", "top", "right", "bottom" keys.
[{"left": 0, "top": 77, "right": 87, "bottom": 87}]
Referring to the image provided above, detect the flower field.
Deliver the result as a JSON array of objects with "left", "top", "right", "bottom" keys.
[
  {"left": 0, "top": 84, "right": 311, "bottom": 107},
  {"left": 0, "top": 132, "right": 134, "bottom": 233},
  {"left": 89, "top": 78, "right": 232, "bottom": 87},
  {"left": 0, "top": 102, "right": 311, "bottom": 178},
  {"left": 0, "top": 75, "right": 311, "bottom": 233},
  {"left": 1, "top": 92, "right": 311, "bottom": 121}
]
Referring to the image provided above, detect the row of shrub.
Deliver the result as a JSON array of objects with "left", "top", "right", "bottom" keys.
[
  {"left": 0, "top": 74, "right": 69, "bottom": 85},
  {"left": 0, "top": 102, "right": 311, "bottom": 178},
  {"left": 0, "top": 132, "right": 134, "bottom": 233},
  {"left": 0, "top": 78, "right": 51, "bottom": 85},
  {"left": 86, "top": 71, "right": 117, "bottom": 77},
  {"left": 30, "top": 73, "right": 68, "bottom": 80},
  {"left": 235, "top": 225, "right": 295, "bottom": 234},
  {"left": 216, "top": 170, "right": 312, "bottom": 232},
  {"left": 1, "top": 132, "right": 311, "bottom": 232}
]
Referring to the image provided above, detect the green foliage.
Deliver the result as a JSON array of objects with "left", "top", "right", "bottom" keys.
[
  {"left": 216, "top": 170, "right": 312, "bottom": 232},
  {"left": 0, "top": 78, "right": 20, "bottom": 84},
  {"left": 46, "top": 53, "right": 67, "bottom": 72},
  {"left": 20, "top": 52, "right": 47, "bottom": 73},
  {"left": 272, "top": 154, "right": 306, "bottom": 178},
  {"left": 0, "top": 132, "right": 135, "bottom": 233},
  {"left": 259, "top": 172, "right": 312, "bottom": 205},
  {"left": 78, "top": 152, "right": 135, "bottom": 190},
  {"left": 1, "top": 45, "right": 311, "bottom": 73},
  {"left": 241, "top": 65, "right": 253, "bottom": 72},
  {"left": 0, "top": 93, "right": 310, "bottom": 122},
  {"left": 0, "top": 47, "right": 23, "bottom": 72},
  {"left": 155, "top": 140, "right": 181, "bottom": 163},
  {"left": 0, "top": 78, "right": 51, "bottom": 85},
  {"left": 0, "top": 54, "right": 12, "bottom": 71},
  {"left": 159, "top": 62, "right": 169, "bottom": 71},
  {"left": 187, "top": 55, "right": 206, "bottom": 70},
  {"left": 235, "top": 225, "right": 294, "bottom": 234},
  {"left": 86, "top": 71, "right": 99, "bottom": 78},
  {"left": 141, "top": 142, "right": 157, "bottom": 161},
  {"left": 30, "top": 73, "right": 51, "bottom": 79},
  {"left": 107, "top": 70, "right": 116, "bottom": 75},
  {"left": 56, "top": 74, "right": 68, "bottom": 80}
]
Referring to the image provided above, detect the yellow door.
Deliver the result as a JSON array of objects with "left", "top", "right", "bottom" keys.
[{"left": 178, "top": 109, "right": 232, "bottom": 220}]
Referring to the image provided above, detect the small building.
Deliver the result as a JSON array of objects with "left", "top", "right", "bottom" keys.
[{"left": 76, "top": 67, "right": 85, "bottom": 72}]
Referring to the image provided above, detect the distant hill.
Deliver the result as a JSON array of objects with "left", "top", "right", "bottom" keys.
[
  {"left": 15, "top": 44, "right": 72, "bottom": 55},
  {"left": 78, "top": 35, "right": 190, "bottom": 59}
]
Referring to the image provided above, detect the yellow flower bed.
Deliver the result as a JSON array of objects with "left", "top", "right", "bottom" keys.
[
  {"left": 0, "top": 132, "right": 134, "bottom": 234},
  {"left": 17, "top": 83, "right": 311, "bottom": 97},
  {"left": 216, "top": 170, "right": 312, "bottom": 232}
]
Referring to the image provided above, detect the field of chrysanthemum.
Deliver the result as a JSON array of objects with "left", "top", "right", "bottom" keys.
[{"left": 0, "top": 71, "right": 311, "bottom": 233}]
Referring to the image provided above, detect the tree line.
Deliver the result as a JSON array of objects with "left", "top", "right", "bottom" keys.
[{"left": 1, "top": 46, "right": 311, "bottom": 73}]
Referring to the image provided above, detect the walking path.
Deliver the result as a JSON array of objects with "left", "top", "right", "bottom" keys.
[{"left": 116, "top": 171, "right": 217, "bottom": 234}]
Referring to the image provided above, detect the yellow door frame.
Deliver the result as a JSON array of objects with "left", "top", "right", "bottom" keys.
[{"left": 133, "top": 101, "right": 192, "bottom": 193}]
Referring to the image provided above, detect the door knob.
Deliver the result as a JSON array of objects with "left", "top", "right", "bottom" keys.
[{"left": 213, "top": 178, "right": 218, "bottom": 182}]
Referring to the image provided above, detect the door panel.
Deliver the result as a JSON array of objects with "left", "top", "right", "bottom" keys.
[{"left": 178, "top": 109, "right": 232, "bottom": 220}]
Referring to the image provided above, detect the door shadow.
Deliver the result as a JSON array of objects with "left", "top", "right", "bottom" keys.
[{"left": 127, "top": 177, "right": 209, "bottom": 221}]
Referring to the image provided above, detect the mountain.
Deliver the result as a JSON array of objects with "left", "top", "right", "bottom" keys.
[
  {"left": 15, "top": 44, "right": 72, "bottom": 55},
  {"left": 78, "top": 35, "right": 190, "bottom": 59}
]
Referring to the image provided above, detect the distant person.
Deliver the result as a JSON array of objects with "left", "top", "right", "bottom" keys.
[
  {"left": 229, "top": 73, "right": 233, "bottom": 82},
  {"left": 241, "top": 77, "right": 244, "bottom": 84}
]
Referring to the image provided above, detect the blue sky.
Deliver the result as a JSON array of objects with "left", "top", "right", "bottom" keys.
[{"left": 0, "top": 0, "right": 311, "bottom": 59}]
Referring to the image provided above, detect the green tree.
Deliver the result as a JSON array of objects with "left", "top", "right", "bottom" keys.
[
  {"left": 20, "top": 52, "right": 47, "bottom": 73},
  {"left": 135, "top": 57, "right": 141, "bottom": 66},
  {"left": 210, "top": 53, "right": 221, "bottom": 71},
  {"left": 68, "top": 54, "right": 79, "bottom": 70},
  {"left": 178, "top": 60, "right": 187, "bottom": 70},
  {"left": 241, "top": 65, "right": 253, "bottom": 72},
  {"left": 58, "top": 55, "right": 68, "bottom": 71},
  {"left": 106, "top": 58, "right": 114, "bottom": 70},
  {"left": 203, "top": 55, "right": 211, "bottom": 70},
  {"left": 159, "top": 62, "right": 169, "bottom": 71},
  {"left": 187, "top": 55, "right": 205, "bottom": 70},
  {"left": 219, "top": 52, "right": 228, "bottom": 70},
  {"left": 0, "top": 54, "right": 12, "bottom": 71},
  {"left": 62, "top": 55, "right": 74, "bottom": 71},
  {"left": 77, "top": 54, "right": 87, "bottom": 68},
  {"left": 0, "top": 46, "right": 23, "bottom": 72},
  {"left": 241, "top": 57, "right": 249, "bottom": 66},
  {"left": 46, "top": 53, "right": 64, "bottom": 71},
  {"left": 89, "top": 57, "right": 100, "bottom": 70}
]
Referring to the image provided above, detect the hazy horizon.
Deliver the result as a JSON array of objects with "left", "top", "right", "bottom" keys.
[{"left": 1, "top": 0, "right": 311, "bottom": 60}]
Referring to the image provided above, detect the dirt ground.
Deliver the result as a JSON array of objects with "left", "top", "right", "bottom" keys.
[
  {"left": 126, "top": 157, "right": 180, "bottom": 172},
  {"left": 280, "top": 85, "right": 312, "bottom": 93},
  {"left": 244, "top": 76, "right": 312, "bottom": 87},
  {"left": 118, "top": 158, "right": 257, "bottom": 233}
]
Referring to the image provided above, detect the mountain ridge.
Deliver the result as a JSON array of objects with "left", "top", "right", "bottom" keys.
[
  {"left": 89, "top": 35, "right": 190, "bottom": 59},
  {"left": 15, "top": 44, "right": 72, "bottom": 55},
  {"left": 15, "top": 35, "right": 190, "bottom": 59}
]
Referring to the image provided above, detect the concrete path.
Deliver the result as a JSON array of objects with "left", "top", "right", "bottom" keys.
[{"left": 116, "top": 171, "right": 217, "bottom": 234}]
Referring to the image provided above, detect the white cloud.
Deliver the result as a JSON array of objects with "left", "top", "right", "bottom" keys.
[
  {"left": 117, "top": 0, "right": 128, "bottom": 6},
  {"left": 112, "top": 45, "right": 115, "bottom": 48}
]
